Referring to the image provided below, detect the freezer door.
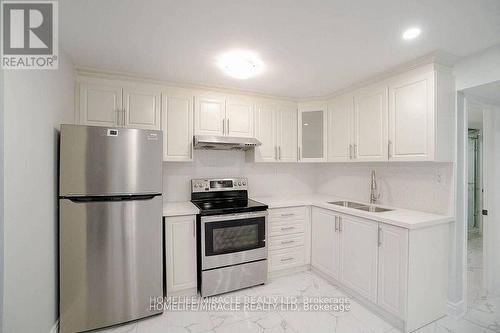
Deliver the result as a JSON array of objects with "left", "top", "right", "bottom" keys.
[
  {"left": 59, "top": 195, "right": 163, "bottom": 333},
  {"left": 60, "top": 124, "right": 162, "bottom": 196}
]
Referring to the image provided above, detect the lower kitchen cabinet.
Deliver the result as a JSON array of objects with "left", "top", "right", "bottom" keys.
[
  {"left": 339, "top": 215, "right": 379, "bottom": 303},
  {"left": 164, "top": 215, "right": 197, "bottom": 295},
  {"left": 310, "top": 207, "right": 449, "bottom": 333},
  {"left": 268, "top": 206, "right": 310, "bottom": 273}
]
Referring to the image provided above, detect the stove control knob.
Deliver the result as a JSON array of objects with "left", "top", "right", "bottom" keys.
[
  {"left": 194, "top": 184, "right": 199, "bottom": 188},
  {"left": 242, "top": 182, "right": 246, "bottom": 186},
  {"left": 238, "top": 182, "right": 242, "bottom": 186}
]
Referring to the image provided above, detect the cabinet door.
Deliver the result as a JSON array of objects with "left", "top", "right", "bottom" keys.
[
  {"left": 353, "top": 86, "right": 388, "bottom": 161},
  {"left": 254, "top": 102, "right": 278, "bottom": 162},
  {"left": 79, "top": 82, "right": 122, "bottom": 127},
  {"left": 328, "top": 95, "right": 354, "bottom": 162},
  {"left": 194, "top": 95, "right": 225, "bottom": 136},
  {"left": 377, "top": 223, "right": 408, "bottom": 318},
  {"left": 311, "top": 208, "right": 339, "bottom": 279},
  {"left": 226, "top": 97, "right": 254, "bottom": 137},
  {"left": 123, "top": 86, "right": 161, "bottom": 130},
  {"left": 298, "top": 105, "right": 327, "bottom": 162},
  {"left": 162, "top": 92, "right": 193, "bottom": 161},
  {"left": 278, "top": 105, "right": 298, "bottom": 162},
  {"left": 388, "top": 71, "right": 435, "bottom": 161},
  {"left": 165, "top": 215, "right": 197, "bottom": 294},
  {"left": 340, "top": 216, "right": 378, "bottom": 302}
]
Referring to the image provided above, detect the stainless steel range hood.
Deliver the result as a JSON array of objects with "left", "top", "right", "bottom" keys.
[{"left": 193, "top": 135, "right": 261, "bottom": 151}]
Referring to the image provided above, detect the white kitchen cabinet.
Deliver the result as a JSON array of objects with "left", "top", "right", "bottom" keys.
[
  {"left": 194, "top": 94, "right": 226, "bottom": 136},
  {"left": 162, "top": 91, "right": 194, "bottom": 161},
  {"left": 250, "top": 101, "right": 297, "bottom": 163},
  {"left": 327, "top": 94, "right": 354, "bottom": 162},
  {"left": 226, "top": 96, "right": 254, "bottom": 138},
  {"left": 123, "top": 86, "right": 161, "bottom": 130},
  {"left": 298, "top": 103, "right": 327, "bottom": 162},
  {"left": 311, "top": 208, "right": 340, "bottom": 279},
  {"left": 353, "top": 85, "right": 388, "bottom": 162},
  {"left": 78, "top": 79, "right": 161, "bottom": 130},
  {"left": 377, "top": 223, "right": 408, "bottom": 318},
  {"left": 79, "top": 82, "right": 123, "bottom": 127},
  {"left": 339, "top": 215, "right": 379, "bottom": 302},
  {"left": 277, "top": 104, "right": 298, "bottom": 162},
  {"left": 165, "top": 215, "right": 197, "bottom": 295}
]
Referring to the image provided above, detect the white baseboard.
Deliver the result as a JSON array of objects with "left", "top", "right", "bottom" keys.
[
  {"left": 49, "top": 319, "right": 59, "bottom": 333},
  {"left": 447, "top": 299, "right": 466, "bottom": 318}
]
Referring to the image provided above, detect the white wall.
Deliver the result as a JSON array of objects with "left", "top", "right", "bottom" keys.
[
  {"left": 454, "top": 44, "right": 500, "bottom": 91},
  {"left": 3, "top": 51, "right": 75, "bottom": 333},
  {"left": 316, "top": 162, "right": 454, "bottom": 215},
  {"left": 163, "top": 153, "right": 454, "bottom": 215},
  {"left": 163, "top": 150, "right": 317, "bottom": 201},
  {"left": 0, "top": 55, "right": 4, "bottom": 333}
]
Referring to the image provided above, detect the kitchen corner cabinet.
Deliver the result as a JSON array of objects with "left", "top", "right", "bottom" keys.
[
  {"left": 298, "top": 104, "right": 327, "bottom": 162},
  {"left": 78, "top": 78, "right": 161, "bottom": 130},
  {"left": 250, "top": 101, "right": 297, "bottom": 162},
  {"left": 164, "top": 215, "right": 197, "bottom": 295},
  {"left": 310, "top": 207, "right": 449, "bottom": 332},
  {"left": 194, "top": 94, "right": 254, "bottom": 138},
  {"left": 162, "top": 90, "right": 194, "bottom": 161}
]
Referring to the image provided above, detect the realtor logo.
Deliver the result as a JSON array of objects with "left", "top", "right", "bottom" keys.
[{"left": 1, "top": 1, "right": 58, "bottom": 69}]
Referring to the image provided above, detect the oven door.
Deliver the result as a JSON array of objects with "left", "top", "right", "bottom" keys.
[{"left": 201, "top": 211, "right": 267, "bottom": 270}]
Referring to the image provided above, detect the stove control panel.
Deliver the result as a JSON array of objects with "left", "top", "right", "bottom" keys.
[{"left": 191, "top": 177, "right": 248, "bottom": 192}]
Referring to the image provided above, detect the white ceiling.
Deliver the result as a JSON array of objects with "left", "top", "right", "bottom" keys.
[{"left": 60, "top": 0, "right": 500, "bottom": 99}]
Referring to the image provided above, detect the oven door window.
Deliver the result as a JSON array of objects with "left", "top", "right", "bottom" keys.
[{"left": 205, "top": 217, "right": 265, "bottom": 256}]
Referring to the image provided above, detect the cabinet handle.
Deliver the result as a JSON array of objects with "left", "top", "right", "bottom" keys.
[
  {"left": 388, "top": 140, "right": 392, "bottom": 159},
  {"left": 227, "top": 119, "right": 229, "bottom": 134},
  {"left": 189, "top": 144, "right": 193, "bottom": 159},
  {"left": 354, "top": 144, "right": 358, "bottom": 159},
  {"left": 275, "top": 146, "right": 278, "bottom": 160},
  {"left": 349, "top": 144, "right": 353, "bottom": 159},
  {"left": 222, "top": 119, "right": 225, "bottom": 135},
  {"left": 116, "top": 109, "right": 120, "bottom": 126},
  {"left": 281, "top": 257, "right": 294, "bottom": 262},
  {"left": 281, "top": 240, "right": 295, "bottom": 245},
  {"left": 378, "top": 226, "right": 382, "bottom": 247},
  {"left": 335, "top": 216, "right": 339, "bottom": 232},
  {"left": 298, "top": 147, "right": 301, "bottom": 161},
  {"left": 278, "top": 146, "right": 281, "bottom": 160},
  {"left": 280, "top": 213, "right": 295, "bottom": 217},
  {"left": 281, "top": 226, "right": 295, "bottom": 231},
  {"left": 338, "top": 218, "right": 343, "bottom": 232},
  {"left": 122, "top": 109, "right": 126, "bottom": 126}
]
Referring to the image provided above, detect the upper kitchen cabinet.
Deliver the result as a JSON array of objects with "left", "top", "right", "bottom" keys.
[
  {"left": 162, "top": 89, "right": 194, "bottom": 162},
  {"left": 298, "top": 103, "right": 327, "bottom": 162},
  {"left": 78, "top": 77, "right": 161, "bottom": 130},
  {"left": 327, "top": 94, "right": 354, "bottom": 162},
  {"left": 387, "top": 64, "right": 454, "bottom": 162},
  {"left": 79, "top": 81, "right": 123, "bottom": 127},
  {"left": 226, "top": 96, "right": 254, "bottom": 138},
  {"left": 194, "top": 93, "right": 254, "bottom": 138},
  {"left": 353, "top": 84, "right": 389, "bottom": 162},
  {"left": 194, "top": 93, "right": 226, "bottom": 136},
  {"left": 248, "top": 100, "right": 297, "bottom": 163}
]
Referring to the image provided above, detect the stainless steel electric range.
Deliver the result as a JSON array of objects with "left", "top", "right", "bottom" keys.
[{"left": 191, "top": 177, "right": 268, "bottom": 297}]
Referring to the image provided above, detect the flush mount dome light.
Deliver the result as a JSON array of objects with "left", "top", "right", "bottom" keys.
[
  {"left": 402, "top": 27, "right": 421, "bottom": 40},
  {"left": 216, "top": 50, "right": 264, "bottom": 79}
]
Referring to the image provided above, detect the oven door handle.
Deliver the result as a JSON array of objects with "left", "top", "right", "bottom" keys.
[{"left": 200, "top": 211, "right": 268, "bottom": 223}]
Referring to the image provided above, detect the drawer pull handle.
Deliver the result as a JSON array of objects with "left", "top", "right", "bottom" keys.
[
  {"left": 280, "top": 213, "right": 295, "bottom": 217},
  {"left": 281, "top": 257, "right": 294, "bottom": 262},
  {"left": 281, "top": 226, "right": 295, "bottom": 231},
  {"left": 281, "top": 240, "right": 295, "bottom": 244}
]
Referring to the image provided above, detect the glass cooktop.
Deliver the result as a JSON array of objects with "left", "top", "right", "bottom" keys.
[{"left": 191, "top": 198, "right": 268, "bottom": 216}]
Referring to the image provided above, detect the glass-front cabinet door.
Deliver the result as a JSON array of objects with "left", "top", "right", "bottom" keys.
[{"left": 298, "top": 105, "right": 327, "bottom": 162}]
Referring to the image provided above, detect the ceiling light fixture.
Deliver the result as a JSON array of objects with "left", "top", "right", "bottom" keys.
[
  {"left": 216, "top": 50, "right": 264, "bottom": 79},
  {"left": 402, "top": 27, "right": 421, "bottom": 40}
]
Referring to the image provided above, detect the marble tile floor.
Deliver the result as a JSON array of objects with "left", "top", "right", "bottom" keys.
[{"left": 96, "top": 237, "right": 499, "bottom": 333}]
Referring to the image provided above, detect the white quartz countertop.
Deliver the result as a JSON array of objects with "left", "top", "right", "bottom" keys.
[
  {"left": 253, "top": 194, "right": 454, "bottom": 230},
  {"left": 163, "top": 201, "right": 199, "bottom": 217}
]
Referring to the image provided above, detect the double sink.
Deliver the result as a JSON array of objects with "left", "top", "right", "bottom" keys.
[{"left": 328, "top": 201, "right": 393, "bottom": 213}]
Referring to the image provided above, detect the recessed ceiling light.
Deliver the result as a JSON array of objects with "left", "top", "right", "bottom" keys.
[
  {"left": 216, "top": 50, "right": 264, "bottom": 79},
  {"left": 402, "top": 27, "right": 421, "bottom": 40}
]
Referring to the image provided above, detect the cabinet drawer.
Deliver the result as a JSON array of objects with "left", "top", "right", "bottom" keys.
[
  {"left": 269, "top": 247, "right": 305, "bottom": 271},
  {"left": 269, "top": 233, "right": 305, "bottom": 251},
  {"left": 269, "top": 207, "right": 307, "bottom": 222},
  {"left": 269, "top": 222, "right": 305, "bottom": 236}
]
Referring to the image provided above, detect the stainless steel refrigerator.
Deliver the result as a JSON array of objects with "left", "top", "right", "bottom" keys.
[{"left": 59, "top": 124, "right": 163, "bottom": 333}]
